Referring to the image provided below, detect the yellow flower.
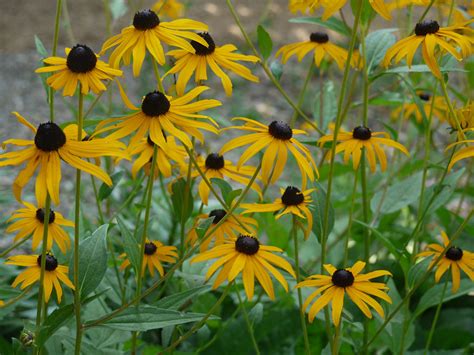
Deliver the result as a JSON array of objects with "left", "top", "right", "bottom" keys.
[
  {"left": 101, "top": 9, "right": 208, "bottom": 76},
  {"left": 152, "top": 0, "right": 184, "bottom": 19},
  {"left": 276, "top": 32, "right": 348, "bottom": 70},
  {"left": 191, "top": 234, "right": 296, "bottom": 300},
  {"left": 6, "top": 201, "right": 73, "bottom": 254},
  {"left": 6, "top": 253, "right": 74, "bottom": 303},
  {"left": 241, "top": 186, "right": 314, "bottom": 239},
  {"left": 189, "top": 152, "right": 262, "bottom": 205},
  {"left": 288, "top": 0, "right": 392, "bottom": 20},
  {"left": 318, "top": 126, "right": 409, "bottom": 172},
  {"left": 448, "top": 101, "right": 474, "bottom": 132},
  {"left": 128, "top": 135, "right": 187, "bottom": 178},
  {"left": 0, "top": 113, "right": 126, "bottom": 205},
  {"left": 186, "top": 210, "right": 258, "bottom": 251},
  {"left": 220, "top": 118, "right": 318, "bottom": 188},
  {"left": 95, "top": 86, "right": 220, "bottom": 149},
  {"left": 297, "top": 261, "right": 392, "bottom": 325},
  {"left": 120, "top": 240, "right": 178, "bottom": 277},
  {"left": 446, "top": 138, "right": 474, "bottom": 170},
  {"left": 35, "top": 45, "right": 122, "bottom": 96},
  {"left": 165, "top": 32, "right": 259, "bottom": 96},
  {"left": 387, "top": 0, "right": 431, "bottom": 11},
  {"left": 383, "top": 20, "right": 473, "bottom": 78},
  {"left": 392, "top": 92, "right": 447, "bottom": 123},
  {"left": 416, "top": 231, "right": 474, "bottom": 293}
]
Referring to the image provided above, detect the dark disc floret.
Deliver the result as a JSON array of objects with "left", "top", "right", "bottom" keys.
[
  {"left": 34, "top": 122, "right": 67, "bottom": 152},
  {"left": 268, "top": 121, "right": 293, "bottom": 140},
  {"left": 191, "top": 32, "right": 216, "bottom": 56},
  {"left": 352, "top": 126, "right": 372, "bottom": 140},
  {"left": 418, "top": 93, "right": 431, "bottom": 101},
  {"left": 133, "top": 9, "right": 160, "bottom": 30},
  {"left": 35, "top": 208, "right": 56, "bottom": 224},
  {"left": 281, "top": 186, "right": 305, "bottom": 206},
  {"left": 445, "top": 246, "right": 463, "bottom": 261},
  {"left": 141, "top": 91, "right": 171, "bottom": 117},
  {"left": 66, "top": 44, "right": 97, "bottom": 73},
  {"left": 414, "top": 20, "right": 440, "bottom": 36},
  {"left": 37, "top": 254, "right": 58, "bottom": 271},
  {"left": 235, "top": 235, "right": 259, "bottom": 255},
  {"left": 205, "top": 153, "right": 225, "bottom": 170},
  {"left": 332, "top": 269, "right": 354, "bottom": 287},
  {"left": 144, "top": 242, "right": 158, "bottom": 255},
  {"left": 209, "top": 209, "right": 226, "bottom": 224},
  {"left": 310, "top": 32, "right": 329, "bottom": 44}
]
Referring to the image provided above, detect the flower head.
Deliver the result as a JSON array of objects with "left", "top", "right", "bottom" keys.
[
  {"left": 6, "top": 253, "right": 74, "bottom": 303},
  {"left": 392, "top": 92, "right": 447, "bottom": 123},
  {"left": 35, "top": 45, "right": 122, "bottom": 96},
  {"left": 416, "top": 231, "right": 473, "bottom": 293},
  {"left": 318, "top": 126, "right": 409, "bottom": 172},
  {"left": 166, "top": 32, "right": 259, "bottom": 96},
  {"left": 297, "top": 261, "right": 392, "bottom": 325},
  {"left": 191, "top": 234, "right": 296, "bottom": 299}
]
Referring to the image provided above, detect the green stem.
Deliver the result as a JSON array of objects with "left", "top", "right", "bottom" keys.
[
  {"left": 152, "top": 58, "right": 165, "bottom": 93},
  {"left": 343, "top": 168, "right": 359, "bottom": 265},
  {"left": 439, "top": 78, "right": 466, "bottom": 141},
  {"left": 235, "top": 286, "right": 260, "bottom": 355},
  {"left": 73, "top": 90, "right": 84, "bottom": 355},
  {"left": 290, "top": 60, "right": 314, "bottom": 127},
  {"left": 332, "top": 324, "right": 341, "bottom": 355},
  {"left": 424, "top": 280, "right": 448, "bottom": 354},
  {"left": 181, "top": 141, "right": 195, "bottom": 259},
  {"left": 293, "top": 216, "right": 311, "bottom": 354},
  {"left": 48, "top": 0, "right": 62, "bottom": 122}
]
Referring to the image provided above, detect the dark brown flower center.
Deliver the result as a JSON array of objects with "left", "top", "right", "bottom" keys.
[
  {"left": 310, "top": 32, "right": 329, "bottom": 43},
  {"left": 35, "top": 208, "right": 55, "bottom": 224},
  {"left": 205, "top": 153, "right": 225, "bottom": 170},
  {"left": 133, "top": 9, "right": 160, "bottom": 30},
  {"left": 281, "top": 186, "right": 305, "bottom": 206},
  {"left": 268, "top": 121, "right": 292, "bottom": 140},
  {"left": 235, "top": 235, "right": 259, "bottom": 255},
  {"left": 144, "top": 242, "right": 158, "bottom": 255},
  {"left": 141, "top": 91, "right": 170, "bottom": 117},
  {"left": 66, "top": 44, "right": 97, "bottom": 73},
  {"left": 37, "top": 254, "right": 58, "bottom": 271},
  {"left": 191, "top": 32, "right": 215, "bottom": 56},
  {"left": 445, "top": 246, "right": 463, "bottom": 261},
  {"left": 418, "top": 93, "right": 431, "bottom": 101},
  {"left": 352, "top": 126, "right": 372, "bottom": 140},
  {"left": 209, "top": 209, "right": 226, "bottom": 224},
  {"left": 332, "top": 269, "right": 354, "bottom": 287},
  {"left": 34, "top": 122, "right": 67, "bottom": 151},
  {"left": 414, "top": 20, "right": 440, "bottom": 36}
]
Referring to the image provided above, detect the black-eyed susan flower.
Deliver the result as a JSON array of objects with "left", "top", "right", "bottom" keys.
[
  {"left": 6, "top": 202, "right": 73, "bottom": 254},
  {"left": 0, "top": 113, "right": 126, "bottom": 205},
  {"left": 35, "top": 45, "right": 122, "bottom": 97},
  {"left": 95, "top": 86, "right": 220, "bottom": 148},
  {"left": 446, "top": 139, "right": 474, "bottom": 170},
  {"left": 241, "top": 186, "right": 314, "bottom": 239},
  {"left": 416, "top": 231, "right": 473, "bottom": 293},
  {"left": 392, "top": 92, "right": 447, "bottom": 123},
  {"left": 448, "top": 102, "right": 474, "bottom": 132},
  {"left": 187, "top": 210, "right": 258, "bottom": 251},
  {"left": 296, "top": 261, "right": 392, "bottom": 325},
  {"left": 165, "top": 32, "right": 259, "bottom": 96},
  {"left": 383, "top": 20, "right": 473, "bottom": 78},
  {"left": 191, "top": 234, "right": 296, "bottom": 300},
  {"left": 318, "top": 126, "right": 409, "bottom": 172},
  {"left": 190, "top": 152, "right": 262, "bottom": 205},
  {"left": 6, "top": 253, "right": 74, "bottom": 303},
  {"left": 288, "top": 0, "right": 392, "bottom": 20},
  {"left": 120, "top": 240, "right": 178, "bottom": 277},
  {"left": 152, "top": 0, "right": 184, "bottom": 19},
  {"left": 220, "top": 118, "right": 318, "bottom": 188},
  {"left": 128, "top": 135, "right": 187, "bottom": 178},
  {"left": 101, "top": 9, "right": 208, "bottom": 76},
  {"left": 276, "top": 32, "right": 348, "bottom": 70}
]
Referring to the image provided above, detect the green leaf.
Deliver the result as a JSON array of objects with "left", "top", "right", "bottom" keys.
[
  {"left": 99, "top": 306, "right": 218, "bottom": 331},
  {"left": 270, "top": 60, "right": 283, "bottom": 81},
  {"left": 155, "top": 285, "right": 211, "bottom": 310},
  {"left": 210, "top": 178, "right": 241, "bottom": 206},
  {"left": 407, "top": 258, "right": 431, "bottom": 288},
  {"left": 414, "top": 280, "right": 474, "bottom": 318},
  {"left": 311, "top": 181, "right": 335, "bottom": 242},
  {"left": 98, "top": 171, "right": 123, "bottom": 201},
  {"left": 289, "top": 17, "right": 351, "bottom": 37},
  {"left": 421, "top": 168, "right": 464, "bottom": 215},
  {"left": 34, "top": 35, "right": 48, "bottom": 58},
  {"left": 117, "top": 217, "right": 140, "bottom": 276},
  {"left": 364, "top": 29, "right": 396, "bottom": 73},
  {"left": 312, "top": 80, "right": 337, "bottom": 131},
  {"left": 171, "top": 178, "right": 194, "bottom": 223},
  {"left": 69, "top": 225, "right": 109, "bottom": 299},
  {"left": 382, "top": 64, "right": 466, "bottom": 74},
  {"left": 370, "top": 172, "right": 423, "bottom": 214},
  {"left": 196, "top": 217, "right": 214, "bottom": 240},
  {"left": 257, "top": 25, "right": 273, "bottom": 60}
]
